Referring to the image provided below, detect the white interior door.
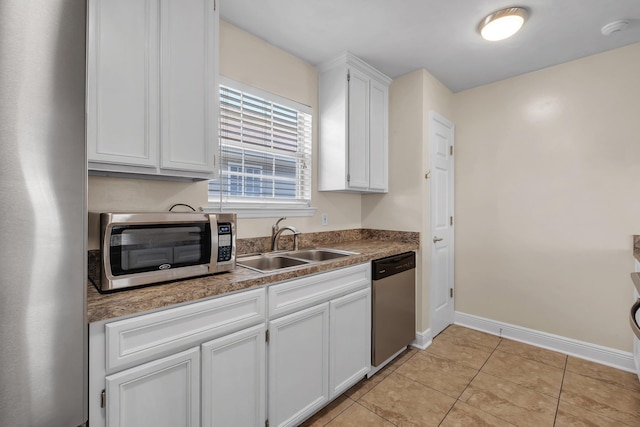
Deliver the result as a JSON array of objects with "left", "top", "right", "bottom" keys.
[{"left": 429, "top": 111, "right": 455, "bottom": 337}]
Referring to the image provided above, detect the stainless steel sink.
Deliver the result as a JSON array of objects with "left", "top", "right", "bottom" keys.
[
  {"left": 237, "top": 255, "right": 310, "bottom": 272},
  {"left": 236, "top": 248, "right": 358, "bottom": 273},
  {"left": 284, "top": 248, "right": 358, "bottom": 262}
]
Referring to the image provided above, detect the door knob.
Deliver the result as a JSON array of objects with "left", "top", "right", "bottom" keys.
[{"left": 433, "top": 236, "right": 443, "bottom": 243}]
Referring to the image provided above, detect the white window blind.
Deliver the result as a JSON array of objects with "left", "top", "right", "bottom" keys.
[{"left": 208, "top": 80, "right": 313, "bottom": 213}]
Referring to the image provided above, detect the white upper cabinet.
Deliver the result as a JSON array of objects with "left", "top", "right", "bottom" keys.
[
  {"left": 318, "top": 52, "right": 390, "bottom": 193},
  {"left": 87, "top": 0, "right": 219, "bottom": 181}
]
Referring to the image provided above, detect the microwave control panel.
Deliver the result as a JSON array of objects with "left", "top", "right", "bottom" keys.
[{"left": 217, "top": 223, "right": 233, "bottom": 262}]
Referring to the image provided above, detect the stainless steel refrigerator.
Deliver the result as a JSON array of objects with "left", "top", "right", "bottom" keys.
[{"left": 0, "top": 0, "right": 88, "bottom": 426}]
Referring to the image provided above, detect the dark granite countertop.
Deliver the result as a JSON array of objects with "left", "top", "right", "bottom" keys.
[
  {"left": 88, "top": 232, "right": 419, "bottom": 323},
  {"left": 631, "top": 272, "right": 640, "bottom": 295}
]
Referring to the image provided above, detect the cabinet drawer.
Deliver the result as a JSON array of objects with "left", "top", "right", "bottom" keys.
[
  {"left": 268, "top": 263, "right": 370, "bottom": 319},
  {"left": 106, "top": 288, "right": 265, "bottom": 372}
]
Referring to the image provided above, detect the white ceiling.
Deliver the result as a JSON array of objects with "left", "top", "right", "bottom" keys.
[{"left": 219, "top": 0, "right": 640, "bottom": 92}]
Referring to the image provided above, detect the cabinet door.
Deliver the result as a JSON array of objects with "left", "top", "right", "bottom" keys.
[
  {"left": 160, "top": 0, "right": 218, "bottom": 175},
  {"left": 87, "top": 0, "right": 159, "bottom": 168},
  {"left": 201, "top": 324, "right": 266, "bottom": 427},
  {"left": 269, "top": 303, "right": 330, "bottom": 427},
  {"left": 105, "top": 347, "right": 200, "bottom": 427},
  {"left": 368, "top": 79, "right": 388, "bottom": 192},
  {"left": 347, "top": 68, "right": 370, "bottom": 190},
  {"left": 329, "top": 288, "right": 371, "bottom": 399}
]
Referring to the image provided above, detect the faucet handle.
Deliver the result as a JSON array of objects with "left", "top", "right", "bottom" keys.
[{"left": 272, "top": 217, "right": 287, "bottom": 235}]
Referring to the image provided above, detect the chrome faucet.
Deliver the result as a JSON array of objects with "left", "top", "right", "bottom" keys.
[{"left": 271, "top": 217, "right": 301, "bottom": 251}]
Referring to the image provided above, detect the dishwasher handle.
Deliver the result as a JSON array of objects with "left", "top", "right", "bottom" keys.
[{"left": 372, "top": 251, "right": 416, "bottom": 280}]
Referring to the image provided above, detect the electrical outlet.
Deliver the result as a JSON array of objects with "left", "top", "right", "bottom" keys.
[{"left": 321, "top": 213, "right": 328, "bottom": 226}]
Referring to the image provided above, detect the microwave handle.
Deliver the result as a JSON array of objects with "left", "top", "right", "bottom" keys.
[{"left": 208, "top": 213, "right": 218, "bottom": 272}]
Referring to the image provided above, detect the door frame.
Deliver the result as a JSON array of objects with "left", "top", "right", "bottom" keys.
[{"left": 428, "top": 111, "right": 455, "bottom": 338}]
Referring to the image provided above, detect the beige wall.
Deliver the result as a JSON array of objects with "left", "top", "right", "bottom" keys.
[
  {"left": 362, "top": 70, "right": 424, "bottom": 232},
  {"left": 362, "top": 68, "right": 453, "bottom": 332},
  {"left": 88, "top": 20, "right": 361, "bottom": 248},
  {"left": 453, "top": 43, "right": 640, "bottom": 351}
]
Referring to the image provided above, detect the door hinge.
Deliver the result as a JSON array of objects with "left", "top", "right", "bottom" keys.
[
  {"left": 213, "top": 0, "right": 216, "bottom": 11},
  {"left": 265, "top": 329, "right": 270, "bottom": 343},
  {"left": 450, "top": 288, "right": 454, "bottom": 298},
  {"left": 100, "top": 389, "right": 106, "bottom": 408},
  {"left": 265, "top": 420, "right": 269, "bottom": 427},
  {"left": 347, "top": 173, "right": 351, "bottom": 183},
  {"left": 347, "top": 72, "right": 350, "bottom": 82},
  {"left": 450, "top": 145, "right": 454, "bottom": 156},
  {"left": 450, "top": 216, "right": 453, "bottom": 226}
]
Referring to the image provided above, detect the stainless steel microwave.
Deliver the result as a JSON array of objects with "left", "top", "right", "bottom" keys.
[{"left": 91, "top": 212, "right": 236, "bottom": 292}]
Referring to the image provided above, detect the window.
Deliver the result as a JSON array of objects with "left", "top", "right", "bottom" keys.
[{"left": 207, "top": 78, "right": 314, "bottom": 218}]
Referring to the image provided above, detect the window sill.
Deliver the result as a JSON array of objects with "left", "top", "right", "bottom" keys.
[{"left": 201, "top": 205, "right": 317, "bottom": 219}]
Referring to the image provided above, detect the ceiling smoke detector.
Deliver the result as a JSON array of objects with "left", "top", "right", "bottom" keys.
[{"left": 601, "top": 20, "right": 629, "bottom": 36}]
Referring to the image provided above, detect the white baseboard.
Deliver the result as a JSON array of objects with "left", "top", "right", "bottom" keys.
[
  {"left": 411, "top": 328, "right": 432, "bottom": 350},
  {"left": 455, "top": 311, "right": 636, "bottom": 373}
]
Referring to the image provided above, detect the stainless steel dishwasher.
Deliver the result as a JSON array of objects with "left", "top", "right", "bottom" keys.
[{"left": 371, "top": 251, "right": 416, "bottom": 367}]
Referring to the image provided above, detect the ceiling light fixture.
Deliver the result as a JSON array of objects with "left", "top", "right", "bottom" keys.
[{"left": 478, "top": 7, "right": 528, "bottom": 41}]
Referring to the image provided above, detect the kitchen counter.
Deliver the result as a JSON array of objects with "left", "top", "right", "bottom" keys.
[
  {"left": 631, "top": 272, "right": 640, "bottom": 295},
  {"left": 87, "top": 236, "right": 419, "bottom": 323}
]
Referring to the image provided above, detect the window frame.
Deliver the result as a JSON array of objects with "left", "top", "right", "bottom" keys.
[{"left": 203, "top": 77, "right": 316, "bottom": 219}]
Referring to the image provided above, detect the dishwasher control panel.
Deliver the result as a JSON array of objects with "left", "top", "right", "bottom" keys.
[{"left": 372, "top": 252, "right": 416, "bottom": 280}]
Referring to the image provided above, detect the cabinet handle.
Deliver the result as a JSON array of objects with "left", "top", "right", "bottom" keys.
[
  {"left": 433, "top": 237, "right": 443, "bottom": 243},
  {"left": 630, "top": 299, "right": 640, "bottom": 340}
]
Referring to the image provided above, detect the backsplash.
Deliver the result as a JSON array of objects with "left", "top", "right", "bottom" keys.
[{"left": 237, "top": 228, "right": 420, "bottom": 255}]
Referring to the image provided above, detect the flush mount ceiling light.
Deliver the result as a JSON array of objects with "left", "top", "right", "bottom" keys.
[{"left": 478, "top": 7, "right": 528, "bottom": 41}]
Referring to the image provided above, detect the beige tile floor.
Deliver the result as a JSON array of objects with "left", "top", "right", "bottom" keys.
[{"left": 300, "top": 325, "right": 640, "bottom": 426}]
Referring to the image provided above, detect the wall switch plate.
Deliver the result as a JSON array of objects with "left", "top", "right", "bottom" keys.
[{"left": 321, "top": 213, "right": 328, "bottom": 226}]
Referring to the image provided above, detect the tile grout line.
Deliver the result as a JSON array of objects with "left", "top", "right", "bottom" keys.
[
  {"left": 551, "top": 355, "right": 568, "bottom": 426},
  {"left": 340, "top": 348, "right": 419, "bottom": 425},
  {"left": 473, "top": 339, "right": 565, "bottom": 426},
  {"left": 353, "top": 401, "right": 400, "bottom": 427},
  {"left": 437, "top": 336, "right": 505, "bottom": 426},
  {"left": 556, "top": 368, "right": 639, "bottom": 427},
  {"left": 314, "top": 395, "right": 357, "bottom": 427}
]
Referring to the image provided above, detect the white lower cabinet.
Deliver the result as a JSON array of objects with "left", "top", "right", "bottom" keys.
[
  {"left": 267, "top": 263, "right": 371, "bottom": 427},
  {"left": 202, "top": 324, "right": 266, "bottom": 427},
  {"left": 105, "top": 347, "right": 200, "bottom": 427},
  {"left": 90, "top": 264, "right": 372, "bottom": 427},
  {"left": 268, "top": 303, "right": 330, "bottom": 427},
  {"left": 329, "top": 288, "right": 371, "bottom": 399},
  {"left": 89, "top": 288, "right": 266, "bottom": 427},
  {"left": 103, "top": 327, "right": 266, "bottom": 427}
]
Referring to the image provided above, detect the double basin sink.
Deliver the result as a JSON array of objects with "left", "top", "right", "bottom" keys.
[{"left": 237, "top": 248, "right": 358, "bottom": 273}]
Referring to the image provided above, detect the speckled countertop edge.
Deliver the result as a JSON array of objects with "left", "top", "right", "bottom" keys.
[
  {"left": 87, "top": 237, "right": 419, "bottom": 323},
  {"left": 631, "top": 272, "right": 640, "bottom": 295},
  {"left": 634, "top": 235, "right": 640, "bottom": 263}
]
